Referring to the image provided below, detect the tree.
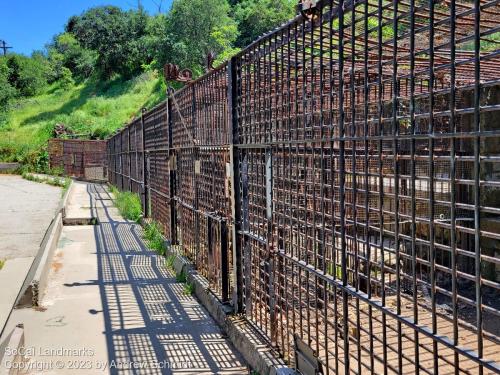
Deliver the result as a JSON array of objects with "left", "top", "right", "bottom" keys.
[
  {"left": 233, "top": 0, "right": 296, "bottom": 47},
  {"left": 48, "top": 32, "right": 97, "bottom": 81},
  {"left": 0, "top": 57, "right": 16, "bottom": 109},
  {"left": 165, "top": 0, "right": 239, "bottom": 75},
  {"left": 6, "top": 54, "right": 50, "bottom": 97},
  {"left": 67, "top": 6, "right": 151, "bottom": 78}
]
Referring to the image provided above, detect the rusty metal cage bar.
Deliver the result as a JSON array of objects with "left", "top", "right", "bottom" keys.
[
  {"left": 106, "top": 0, "right": 500, "bottom": 372},
  {"left": 49, "top": 138, "right": 107, "bottom": 180}
]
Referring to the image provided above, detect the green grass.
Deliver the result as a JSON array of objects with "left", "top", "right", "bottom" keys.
[
  {"left": 143, "top": 221, "right": 166, "bottom": 255},
  {"left": 111, "top": 186, "right": 143, "bottom": 222},
  {"left": 176, "top": 270, "right": 187, "bottom": 283},
  {"left": 0, "top": 259, "right": 5, "bottom": 270},
  {"left": 166, "top": 255, "right": 175, "bottom": 270},
  {"left": 183, "top": 282, "right": 195, "bottom": 296},
  {"left": 22, "top": 172, "right": 71, "bottom": 195},
  {"left": 0, "top": 70, "right": 166, "bottom": 165}
]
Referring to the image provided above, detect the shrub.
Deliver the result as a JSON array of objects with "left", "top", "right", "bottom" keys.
[
  {"left": 176, "top": 270, "right": 187, "bottom": 283},
  {"left": 143, "top": 221, "right": 165, "bottom": 255},
  {"left": 112, "top": 188, "right": 143, "bottom": 222},
  {"left": 166, "top": 255, "right": 175, "bottom": 270},
  {"left": 7, "top": 54, "right": 50, "bottom": 97},
  {"left": 183, "top": 282, "right": 195, "bottom": 296}
]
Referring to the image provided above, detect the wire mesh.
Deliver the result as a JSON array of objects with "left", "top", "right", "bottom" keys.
[{"left": 106, "top": 0, "right": 500, "bottom": 372}]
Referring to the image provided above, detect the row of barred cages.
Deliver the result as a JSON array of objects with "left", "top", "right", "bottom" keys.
[
  {"left": 48, "top": 139, "right": 107, "bottom": 180},
  {"left": 172, "top": 146, "right": 233, "bottom": 302},
  {"left": 235, "top": 4, "right": 499, "bottom": 146},
  {"left": 233, "top": 0, "right": 500, "bottom": 373},
  {"left": 173, "top": 204, "right": 232, "bottom": 302},
  {"left": 143, "top": 102, "right": 172, "bottom": 236},
  {"left": 170, "top": 64, "right": 230, "bottom": 148},
  {"left": 168, "top": 64, "right": 234, "bottom": 303},
  {"left": 106, "top": 119, "right": 144, "bottom": 196}
]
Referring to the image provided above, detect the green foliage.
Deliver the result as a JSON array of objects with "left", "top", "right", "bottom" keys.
[
  {"left": 21, "top": 172, "right": 70, "bottom": 191},
  {"left": 112, "top": 188, "right": 143, "bottom": 222},
  {"left": 183, "top": 282, "right": 195, "bottom": 296},
  {"left": 34, "top": 149, "right": 50, "bottom": 173},
  {"left": 59, "top": 67, "right": 75, "bottom": 89},
  {"left": 176, "top": 270, "right": 187, "bottom": 283},
  {"left": 67, "top": 6, "right": 151, "bottom": 78},
  {"left": 0, "top": 57, "right": 16, "bottom": 110},
  {"left": 166, "top": 255, "right": 175, "bottom": 270},
  {"left": 0, "top": 72, "right": 164, "bottom": 164},
  {"left": 6, "top": 53, "right": 50, "bottom": 97},
  {"left": 0, "top": 259, "right": 5, "bottom": 271},
  {"left": 143, "top": 221, "right": 166, "bottom": 255},
  {"left": 233, "top": 0, "right": 296, "bottom": 47},
  {"left": 0, "top": 0, "right": 298, "bottom": 165},
  {"left": 327, "top": 263, "right": 343, "bottom": 279},
  {"left": 166, "top": 0, "right": 239, "bottom": 75},
  {"left": 48, "top": 33, "right": 97, "bottom": 81}
]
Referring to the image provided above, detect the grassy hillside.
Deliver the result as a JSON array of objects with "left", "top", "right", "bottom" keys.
[{"left": 0, "top": 70, "right": 166, "bottom": 164}]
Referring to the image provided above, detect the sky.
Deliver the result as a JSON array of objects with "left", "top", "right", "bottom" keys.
[{"left": 0, "top": 0, "right": 173, "bottom": 56}]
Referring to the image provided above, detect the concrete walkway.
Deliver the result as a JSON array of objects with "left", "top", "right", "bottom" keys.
[
  {"left": 0, "top": 175, "right": 61, "bottom": 260},
  {"left": 0, "top": 175, "right": 61, "bottom": 340},
  {"left": 2, "top": 182, "right": 247, "bottom": 374}
]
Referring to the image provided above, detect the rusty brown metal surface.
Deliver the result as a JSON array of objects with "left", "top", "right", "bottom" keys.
[
  {"left": 48, "top": 138, "right": 107, "bottom": 180},
  {"left": 106, "top": 0, "right": 500, "bottom": 373}
]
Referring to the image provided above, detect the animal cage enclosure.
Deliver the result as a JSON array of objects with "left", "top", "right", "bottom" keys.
[{"left": 107, "top": 0, "right": 500, "bottom": 373}]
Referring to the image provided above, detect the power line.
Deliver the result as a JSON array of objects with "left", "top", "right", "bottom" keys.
[{"left": 0, "top": 40, "right": 12, "bottom": 56}]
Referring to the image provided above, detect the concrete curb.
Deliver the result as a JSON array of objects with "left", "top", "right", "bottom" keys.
[
  {"left": 0, "top": 324, "right": 25, "bottom": 375},
  {"left": 15, "top": 180, "right": 74, "bottom": 308},
  {"left": 16, "top": 213, "right": 63, "bottom": 307},
  {"left": 0, "top": 163, "right": 20, "bottom": 174},
  {"left": 163, "top": 244, "right": 293, "bottom": 375}
]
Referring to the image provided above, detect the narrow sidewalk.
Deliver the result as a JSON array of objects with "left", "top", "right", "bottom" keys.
[{"left": 3, "top": 182, "right": 248, "bottom": 374}]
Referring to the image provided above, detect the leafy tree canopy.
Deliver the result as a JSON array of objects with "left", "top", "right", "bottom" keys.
[
  {"left": 66, "top": 6, "right": 151, "bottom": 78},
  {"left": 233, "top": 0, "right": 296, "bottom": 47},
  {"left": 165, "top": 0, "right": 239, "bottom": 75}
]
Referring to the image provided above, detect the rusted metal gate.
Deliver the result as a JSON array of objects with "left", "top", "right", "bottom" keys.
[
  {"left": 48, "top": 138, "right": 107, "bottom": 180},
  {"left": 107, "top": 0, "right": 500, "bottom": 373}
]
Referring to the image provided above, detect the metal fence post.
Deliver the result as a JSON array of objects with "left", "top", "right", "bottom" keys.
[
  {"left": 127, "top": 125, "right": 132, "bottom": 190},
  {"left": 141, "top": 108, "right": 150, "bottom": 218},
  {"left": 167, "top": 96, "right": 177, "bottom": 244},
  {"left": 220, "top": 219, "right": 229, "bottom": 303},
  {"left": 228, "top": 57, "right": 243, "bottom": 313}
]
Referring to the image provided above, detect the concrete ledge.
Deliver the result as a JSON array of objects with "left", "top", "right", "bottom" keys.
[
  {"left": 60, "top": 179, "right": 74, "bottom": 219},
  {"left": 15, "top": 213, "right": 63, "bottom": 307},
  {"left": 0, "top": 163, "right": 20, "bottom": 174},
  {"left": 164, "top": 244, "right": 292, "bottom": 375},
  {"left": 0, "top": 324, "right": 25, "bottom": 375}
]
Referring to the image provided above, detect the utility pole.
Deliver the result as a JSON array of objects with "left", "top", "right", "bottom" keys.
[{"left": 0, "top": 40, "right": 12, "bottom": 56}]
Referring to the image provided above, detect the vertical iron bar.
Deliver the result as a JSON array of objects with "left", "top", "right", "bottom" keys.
[
  {"left": 473, "top": 0, "right": 483, "bottom": 373},
  {"left": 391, "top": 0, "right": 402, "bottom": 372},
  {"left": 228, "top": 57, "right": 243, "bottom": 313},
  {"left": 449, "top": 0, "right": 459, "bottom": 373},
  {"left": 362, "top": 0, "right": 374, "bottom": 372},
  {"left": 409, "top": 0, "right": 419, "bottom": 372},
  {"left": 141, "top": 107, "right": 149, "bottom": 218},
  {"left": 428, "top": 0, "right": 438, "bottom": 372},
  {"left": 128, "top": 125, "right": 132, "bottom": 190},
  {"left": 167, "top": 96, "right": 177, "bottom": 244},
  {"left": 221, "top": 219, "right": 229, "bottom": 303},
  {"left": 338, "top": 0, "right": 350, "bottom": 371}
]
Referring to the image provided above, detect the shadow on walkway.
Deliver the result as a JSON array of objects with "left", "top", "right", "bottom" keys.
[{"left": 75, "top": 183, "right": 247, "bottom": 375}]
